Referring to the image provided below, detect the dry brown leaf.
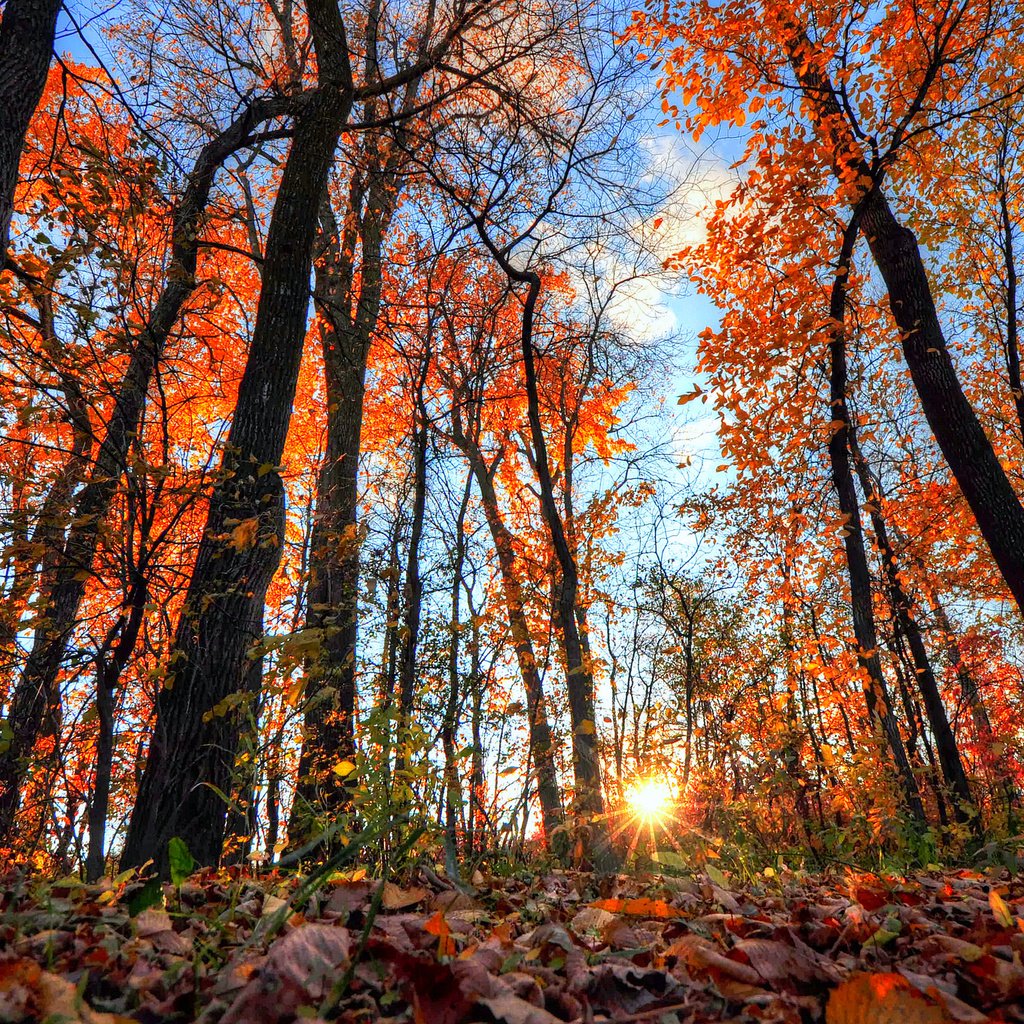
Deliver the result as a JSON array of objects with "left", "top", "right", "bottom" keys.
[
  {"left": 668, "top": 934, "right": 763, "bottom": 985},
  {"left": 227, "top": 517, "right": 259, "bottom": 551},
  {"left": 382, "top": 882, "right": 428, "bottom": 910},
  {"left": 476, "top": 992, "right": 562, "bottom": 1024},
  {"left": 221, "top": 923, "right": 351, "bottom": 1024},
  {"left": 0, "top": 959, "right": 132, "bottom": 1024},
  {"left": 896, "top": 968, "right": 989, "bottom": 1024}
]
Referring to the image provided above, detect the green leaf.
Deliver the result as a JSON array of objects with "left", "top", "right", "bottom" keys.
[
  {"left": 863, "top": 913, "right": 902, "bottom": 948},
  {"left": 706, "top": 863, "right": 728, "bottom": 888},
  {"left": 168, "top": 836, "right": 195, "bottom": 886},
  {"left": 128, "top": 876, "right": 163, "bottom": 916},
  {"left": 652, "top": 849, "right": 688, "bottom": 871}
]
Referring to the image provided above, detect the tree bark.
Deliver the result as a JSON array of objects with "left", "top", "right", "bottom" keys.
[
  {"left": 847, "top": 423, "right": 977, "bottom": 828},
  {"left": 0, "top": 96, "right": 288, "bottom": 844},
  {"left": 442, "top": 472, "right": 472, "bottom": 863},
  {"left": 290, "top": 17, "right": 435, "bottom": 836},
  {"left": 85, "top": 571, "right": 147, "bottom": 882},
  {"left": 395, "top": 366, "right": 430, "bottom": 777},
  {"left": 782, "top": 23, "right": 1024, "bottom": 615},
  {"left": 859, "top": 185, "right": 1024, "bottom": 615},
  {"left": 121, "top": 20, "right": 355, "bottom": 868},
  {"left": 0, "top": 0, "right": 62, "bottom": 266},
  {"left": 477, "top": 229, "right": 616, "bottom": 870},
  {"left": 825, "top": 213, "right": 926, "bottom": 823},
  {"left": 450, "top": 412, "right": 565, "bottom": 847}
]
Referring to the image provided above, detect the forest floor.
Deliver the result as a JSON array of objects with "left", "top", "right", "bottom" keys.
[{"left": 1, "top": 862, "right": 1023, "bottom": 1023}]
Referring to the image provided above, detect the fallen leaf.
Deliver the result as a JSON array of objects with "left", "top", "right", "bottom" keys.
[
  {"left": 382, "top": 881, "right": 428, "bottom": 910},
  {"left": 826, "top": 972, "right": 954, "bottom": 1024},
  {"left": 589, "top": 897, "right": 687, "bottom": 919},
  {"left": 988, "top": 888, "right": 1014, "bottom": 928},
  {"left": 221, "top": 923, "right": 351, "bottom": 1024}
]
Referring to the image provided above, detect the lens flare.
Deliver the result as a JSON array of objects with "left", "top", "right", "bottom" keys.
[{"left": 626, "top": 777, "right": 673, "bottom": 827}]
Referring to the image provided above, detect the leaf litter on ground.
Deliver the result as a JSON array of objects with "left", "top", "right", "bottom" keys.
[{"left": 2, "top": 863, "right": 1024, "bottom": 1023}]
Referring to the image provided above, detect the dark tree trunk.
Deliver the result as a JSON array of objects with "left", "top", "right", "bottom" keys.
[
  {"left": 784, "top": 29, "right": 1024, "bottom": 616},
  {"left": 290, "top": 204, "right": 370, "bottom": 831},
  {"left": 477, "top": 232, "right": 616, "bottom": 870},
  {"left": 121, "top": 62, "right": 354, "bottom": 871},
  {"left": 450, "top": 416, "right": 565, "bottom": 848},
  {"left": 825, "top": 213, "right": 926, "bottom": 823},
  {"left": 0, "top": 0, "right": 61, "bottom": 266},
  {"left": 85, "top": 573, "right": 148, "bottom": 882},
  {"left": 847, "top": 425, "right": 977, "bottom": 829},
  {"left": 0, "top": 96, "right": 287, "bottom": 844},
  {"left": 858, "top": 185, "right": 1024, "bottom": 616},
  {"left": 395, "top": 373, "right": 430, "bottom": 776},
  {"left": 442, "top": 473, "right": 473, "bottom": 863},
  {"left": 290, "top": 9, "right": 435, "bottom": 835},
  {"left": 291, "top": 165, "right": 400, "bottom": 829},
  {"left": 995, "top": 129, "right": 1024, "bottom": 440}
]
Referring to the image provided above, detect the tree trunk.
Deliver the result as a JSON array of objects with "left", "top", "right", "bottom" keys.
[
  {"left": 825, "top": 213, "right": 926, "bottom": 823},
  {"left": 859, "top": 184, "right": 1024, "bottom": 615},
  {"left": 85, "top": 573, "right": 148, "bottom": 882},
  {"left": 450, "top": 416, "right": 565, "bottom": 847},
  {"left": 395, "top": 375, "right": 430, "bottom": 780},
  {"left": 442, "top": 473, "right": 473, "bottom": 864},
  {"left": 847, "top": 423, "right": 977, "bottom": 829},
  {"left": 290, "top": 13, "right": 434, "bottom": 835},
  {"left": 477, "top": 235, "right": 616, "bottom": 870},
  {"left": 782, "top": 25, "right": 1024, "bottom": 615},
  {"left": 0, "top": 96, "right": 287, "bottom": 844},
  {"left": 0, "top": 0, "right": 62, "bottom": 265},
  {"left": 121, "top": 69, "right": 354, "bottom": 871}
]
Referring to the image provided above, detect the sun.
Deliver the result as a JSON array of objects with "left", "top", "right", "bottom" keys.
[{"left": 625, "top": 777, "right": 674, "bottom": 828}]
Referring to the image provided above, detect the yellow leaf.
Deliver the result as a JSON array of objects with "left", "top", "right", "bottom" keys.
[
  {"left": 989, "top": 887, "right": 1014, "bottom": 928},
  {"left": 332, "top": 760, "right": 357, "bottom": 779},
  {"left": 284, "top": 676, "right": 306, "bottom": 708},
  {"left": 228, "top": 518, "right": 259, "bottom": 552},
  {"left": 577, "top": 719, "right": 596, "bottom": 735}
]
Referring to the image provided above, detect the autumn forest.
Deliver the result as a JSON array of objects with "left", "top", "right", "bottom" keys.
[{"left": 3, "top": 0, "right": 1024, "bottom": 1018}]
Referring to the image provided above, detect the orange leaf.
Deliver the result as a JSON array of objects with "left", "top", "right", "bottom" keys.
[
  {"left": 826, "top": 973, "right": 953, "bottom": 1024},
  {"left": 589, "top": 897, "right": 687, "bottom": 919},
  {"left": 228, "top": 517, "right": 259, "bottom": 551},
  {"left": 424, "top": 909, "right": 456, "bottom": 957}
]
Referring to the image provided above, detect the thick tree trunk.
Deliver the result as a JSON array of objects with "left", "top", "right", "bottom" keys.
[
  {"left": 290, "top": 14, "right": 434, "bottom": 834},
  {"left": 858, "top": 186, "right": 1024, "bottom": 615},
  {"left": 450, "top": 417, "right": 565, "bottom": 847},
  {"left": 290, "top": 234, "right": 369, "bottom": 829},
  {"left": 121, "top": 73, "right": 354, "bottom": 871},
  {"left": 0, "top": 97, "right": 286, "bottom": 844},
  {"left": 0, "top": 0, "right": 61, "bottom": 266},
  {"left": 825, "top": 214, "right": 926, "bottom": 823},
  {"left": 291, "top": 165, "right": 400, "bottom": 829},
  {"left": 782, "top": 26, "right": 1024, "bottom": 615}
]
